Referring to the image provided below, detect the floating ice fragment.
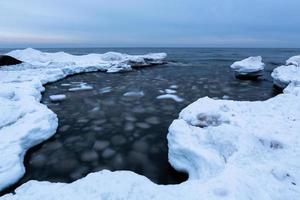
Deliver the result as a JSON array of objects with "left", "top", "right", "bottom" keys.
[
  {"left": 165, "top": 89, "right": 177, "bottom": 94},
  {"left": 123, "top": 91, "right": 144, "bottom": 97},
  {"left": 156, "top": 94, "right": 184, "bottom": 102},
  {"left": 49, "top": 94, "right": 66, "bottom": 102},
  {"left": 99, "top": 87, "right": 112, "bottom": 94},
  {"left": 68, "top": 83, "right": 93, "bottom": 92}
]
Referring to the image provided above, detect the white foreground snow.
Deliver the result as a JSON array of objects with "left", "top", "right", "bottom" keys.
[
  {"left": 230, "top": 56, "right": 265, "bottom": 77},
  {"left": 0, "top": 48, "right": 166, "bottom": 192},
  {"left": 272, "top": 55, "right": 300, "bottom": 88},
  {"left": 1, "top": 49, "right": 300, "bottom": 199}
]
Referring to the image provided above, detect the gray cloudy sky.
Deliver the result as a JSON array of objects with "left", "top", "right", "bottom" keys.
[{"left": 0, "top": 0, "right": 300, "bottom": 47}]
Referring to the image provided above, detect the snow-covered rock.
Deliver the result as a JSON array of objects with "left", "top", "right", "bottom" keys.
[
  {"left": 230, "top": 56, "right": 265, "bottom": 79},
  {"left": 271, "top": 55, "right": 300, "bottom": 89},
  {"left": 286, "top": 55, "right": 300, "bottom": 66},
  {"left": 0, "top": 48, "right": 167, "bottom": 192},
  {"left": 271, "top": 65, "right": 300, "bottom": 88}
]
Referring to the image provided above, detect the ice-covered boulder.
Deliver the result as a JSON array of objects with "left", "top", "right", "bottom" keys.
[
  {"left": 271, "top": 65, "right": 300, "bottom": 88},
  {"left": 230, "top": 56, "right": 265, "bottom": 79},
  {"left": 272, "top": 55, "right": 300, "bottom": 89},
  {"left": 0, "top": 55, "right": 22, "bottom": 67},
  {"left": 286, "top": 55, "right": 300, "bottom": 66},
  {"left": 0, "top": 48, "right": 167, "bottom": 192}
]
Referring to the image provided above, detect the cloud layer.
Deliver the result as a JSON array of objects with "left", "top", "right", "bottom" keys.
[{"left": 1, "top": 0, "right": 300, "bottom": 47}]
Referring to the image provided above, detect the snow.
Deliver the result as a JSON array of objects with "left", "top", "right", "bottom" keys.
[
  {"left": 49, "top": 94, "right": 66, "bottom": 102},
  {"left": 230, "top": 56, "right": 265, "bottom": 76},
  {"left": 1, "top": 49, "right": 300, "bottom": 199},
  {"left": 156, "top": 94, "right": 184, "bottom": 102},
  {"left": 0, "top": 48, "right": 167, "bottom": 192}
]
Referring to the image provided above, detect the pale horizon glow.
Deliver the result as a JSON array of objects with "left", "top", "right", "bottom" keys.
[{"left": 1, "top": 0, "right": 300, "bottom": 48}]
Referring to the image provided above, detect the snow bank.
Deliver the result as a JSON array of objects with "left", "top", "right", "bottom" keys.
[
  {"left": 0, "top": 48, "right": 167, "bottom": 192},
  {"left": 7, "top": 48, "right": 167, "bottom": 72},
  {"left": 230, "top": 56, "right": 264, "bottom": 78}
]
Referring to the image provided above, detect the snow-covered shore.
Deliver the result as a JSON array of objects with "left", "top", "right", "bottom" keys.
[
  {"left": 1, "top": 50, "right": 300, "bottom": 200},
  {"left": 0, "top": 48, "right": 167, "bottom": 192}
]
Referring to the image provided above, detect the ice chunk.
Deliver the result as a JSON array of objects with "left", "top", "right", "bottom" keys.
[
  {"left": 49, "top": 94, "right": 66, "bottom": 102},
  {"left": 99, "top": 87, "right": 112, "bottom": 94},
  {"left": 156, "top": 94, "right": 184, "bottom": 102},
  {"left": 165, "top": 89, "right": 177, "bottom": 94},
  {"left": 123, "top": 91, "right": 144, "bottom": 97},
  {"left": 68, "top": 83, "right": 93, "bottom": 92}
]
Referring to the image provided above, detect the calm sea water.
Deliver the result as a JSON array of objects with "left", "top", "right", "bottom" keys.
[{"left": 2, "top": 48, "right": 300, "bottom": 194}]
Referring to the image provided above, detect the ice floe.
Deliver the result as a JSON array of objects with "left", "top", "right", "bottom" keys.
[
  {"left": 0, "top": 48, "right": 166, "bottom": 192},
  {"left": 230, "top": 56, "right": 265, "bottom": 79}
]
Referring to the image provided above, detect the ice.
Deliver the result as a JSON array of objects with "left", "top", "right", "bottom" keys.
[
  {"left": 123, "top": 91, "right": 144, "bottom": 97},
  {"left": 99, "top": 87, "right": 112, "bottom": 94},
  {"left": 49, "top": 94, "right": 66, "bottom": 102},
  {"left": 230, "top": 56, "right": 264, "bottom": 78},
  {"left": 156, "top": 94, "right": 184, "bottom": 102},
  {"left": 165, "top": 89, "right": 177, "bottom": 94},
  {"left": 170, "top": 85, "right": 178, "bottom": 89},
  {"left": 0, "top": 48, "right": 166, "bottom": 192},
  {"left": 68, "top": 83, "right": 93, "bottom": 92}
]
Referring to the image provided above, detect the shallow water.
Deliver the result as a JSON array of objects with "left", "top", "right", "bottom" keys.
[{"left": 3, "top": 48, "right": 300, "bottom": 194}]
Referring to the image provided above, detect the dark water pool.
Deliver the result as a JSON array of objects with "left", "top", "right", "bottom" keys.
[{"left": 3, "top": 48, "right": 300, "bottom": 194}]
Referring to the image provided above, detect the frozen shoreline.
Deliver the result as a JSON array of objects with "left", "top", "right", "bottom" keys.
[
  {"left": 1, "top": 50, "right": 300, "bottom": 199},
  {"left": 0, "top": 48, "right": 167, "bottom": 192}
]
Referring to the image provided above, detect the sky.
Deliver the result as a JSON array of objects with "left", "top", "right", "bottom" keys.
[{"left": 0, "top": 0, "right": 300, "bottom": 48}]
